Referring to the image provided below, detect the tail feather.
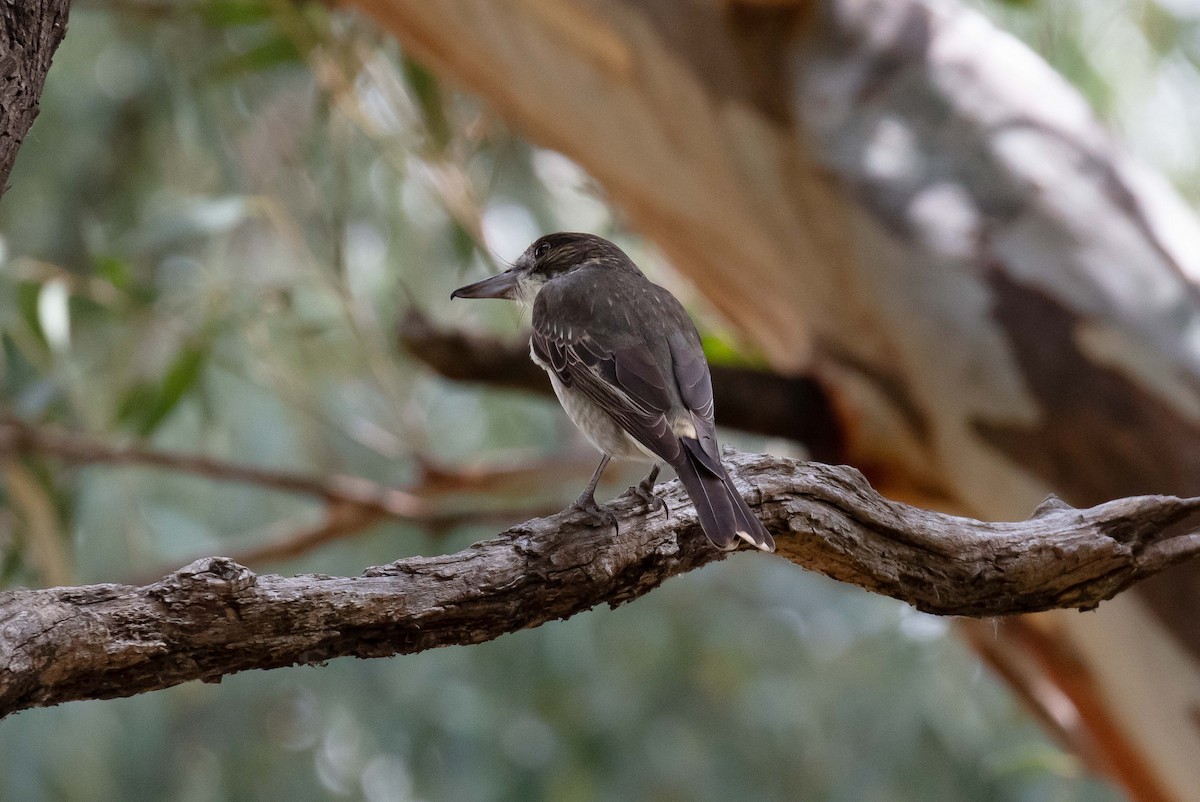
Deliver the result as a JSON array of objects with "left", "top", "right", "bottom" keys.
[{"left": 674, "top": 444, "right": 775, "bottom": 553}]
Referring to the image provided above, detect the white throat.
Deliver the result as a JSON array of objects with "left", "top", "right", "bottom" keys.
[{"left": 514, "top": 272, "right": 546, "bottom": 311}]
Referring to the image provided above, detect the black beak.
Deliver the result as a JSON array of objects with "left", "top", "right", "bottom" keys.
[{"left": 451, "top": 269, "right": 520, "bottom": 300}]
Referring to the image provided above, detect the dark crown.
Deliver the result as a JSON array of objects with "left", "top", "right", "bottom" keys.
[{"left": 525, "top": 232, "right": 638, "bottom": 277}]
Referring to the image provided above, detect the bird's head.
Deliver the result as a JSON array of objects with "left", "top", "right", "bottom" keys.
[{"left": 450, "top": 232, "right": 634, "bottom": 307}]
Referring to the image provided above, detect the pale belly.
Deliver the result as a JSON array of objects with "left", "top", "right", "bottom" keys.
[{"left": 531, "top": 345, "right": 657, "bottom": 462}]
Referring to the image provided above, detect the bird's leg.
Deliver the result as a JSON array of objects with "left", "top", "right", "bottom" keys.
[
  {"left": 622, "top": 464, "right": 667, "bottom": 517},
  {"left": 569, "top": 454, "right": 618, "bottom": 530}
]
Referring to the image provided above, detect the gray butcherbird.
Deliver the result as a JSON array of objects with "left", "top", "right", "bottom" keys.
[{"left": 451, "top": 232, "right": 774, "bottom": 552}]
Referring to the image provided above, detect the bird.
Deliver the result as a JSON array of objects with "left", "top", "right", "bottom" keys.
[{"left": 451, "top": 232, "right": 774, "bottom": 552}]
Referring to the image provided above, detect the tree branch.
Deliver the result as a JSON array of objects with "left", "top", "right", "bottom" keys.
[
  {"left": 0, "top": 420, "right": 607, "bottom": 515},
  {"left": 0, "top": 418, "right": 434, "bottom": 513},
  {"left": 0, "top": 419, "right": 580, "bottom": 574},
  {"left": 4, "top": 450, "right": 1199, "bottom": 717},
  {"left": 219, "top": 496, "right": 563, "bottom": 570}
]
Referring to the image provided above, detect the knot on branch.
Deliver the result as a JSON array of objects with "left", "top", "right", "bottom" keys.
[
  {"left": 157, "top": 557, "right": 257, "bottom": 598},
  {"left": 1031, "top": 493, "right": 1076, "bottom": 518}
]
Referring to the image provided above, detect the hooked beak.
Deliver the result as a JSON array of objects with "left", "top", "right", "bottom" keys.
[{"left": 450, "top": 269, "right": 520, "bottom": 300}]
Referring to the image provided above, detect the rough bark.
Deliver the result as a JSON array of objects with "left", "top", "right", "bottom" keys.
[
  {"left": 4, "top": 450, "right": 1199, "bottom": 717},
  {"left": 0, "top": 0, "right": 69, "bottom": 195},
  {"left": 347, "top": 1, "right": 1200, "bottom": 797}
]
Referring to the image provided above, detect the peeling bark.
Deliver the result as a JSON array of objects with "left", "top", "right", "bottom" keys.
[
  {"left": 974, "top": 272, "right": 1200, "bottom": 505},
  {"left": 4, "top": 451, "right": 1200, "bottom": 717}
]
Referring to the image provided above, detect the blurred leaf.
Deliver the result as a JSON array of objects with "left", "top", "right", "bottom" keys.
[
  {"left": 139, "top": 196, "right": 253, "bottom": 249},
  {"left": 199, "top": 0, "right": 276, "bottom": 27},
  {"left": 16, "top": 281, "right": 47, "bottom": 349},
  {"left": 95, "top": 255, "right": 132, "bottom": 291},
  {"left": 36, "top": 278, "right": 71, "bottom": 354},
  {"left": 116, "top": 343, "right": 209, "bottom": 436},
  {"left": 210, "top": 31, "right": 306, "bottom": 80},
  {"left": 1141, "top": 2, "right": 1179, "bottom": 58},
  {"left": 0, "top": 536, "right": 22, "bottom": 584},
  {"left": 701, "top": 331, "right": 767, "bottom": 369},
  {"left": 450, "top": 220, "right": 477, "bottom": 266},
  {"left": 0, "top": 334, "right": 46, "bottom": 406},
  {"left": 402, "top": 57, "right": 452, "bottom": 151},
  {"left": 93, "top": 254, "right": 156, "bottom": 307},
  {"left": 987, "top": 740, "right": 1082, "bottom": 777},
  {"left": 114, "top": 385, "right": 156, "bottom": 430},
  {"left": 160, "top": 343, "right": 208, "bottom": 412}
]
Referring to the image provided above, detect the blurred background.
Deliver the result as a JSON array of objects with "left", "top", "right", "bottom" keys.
[{"left": 5, "top": 0, "right": 1199, "bottom": 799}]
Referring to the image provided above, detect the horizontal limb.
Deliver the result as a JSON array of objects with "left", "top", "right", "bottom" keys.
[{"left": 3, "top": 450, "right": 1198, "bottom": 717}]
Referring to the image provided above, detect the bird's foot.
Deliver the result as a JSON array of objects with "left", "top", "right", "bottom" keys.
[
  {"left": 569, "top": 493, "right": 619, "bottom": 533},
  {"left": 621, "top": 479, "right": 667, "bottom": 518}
]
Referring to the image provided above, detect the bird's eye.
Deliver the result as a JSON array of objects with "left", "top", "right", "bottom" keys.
[{"left": 534, "top": 243, "right": 550, "bottom": 259}]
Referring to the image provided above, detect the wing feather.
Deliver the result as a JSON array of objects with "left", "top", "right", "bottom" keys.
[
  {"left": 530, "top": 270, "right": 715, "bottom": 469},
  {"left": 531, "top": 323, "right": 680, "bottom": 462}
]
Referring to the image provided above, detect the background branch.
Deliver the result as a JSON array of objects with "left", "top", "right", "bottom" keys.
[
  {"left": 0, "top": 419, "right": 429, "bottom": 517},
  {"left": 221, "top": 496, "right": 563, "bottom": 569},
  {"left": 0, "top": 419, "right": 587, "bottom": 529},
  {"left": 400, "top": 310, "right": 845, "bottom": 461},
  {"left": 0, "top": 419, "right": 585, "bottom": 572},
  {"left": 4, "top": 449, "right": 1199, "bottom": 717}
]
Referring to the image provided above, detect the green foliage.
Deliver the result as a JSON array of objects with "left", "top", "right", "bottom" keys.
[
  {"left": 115, "top": 340, "right": 210, "bottom": 436},
  {"left": 95, "top": 255, "right": 133, "bottom": 292},
  {"left": 199, "top": 0, "right": 277, "bottom": 27},
  {"left": 700, "top": 331, "right": 768, "bottom": 370},
  {"left": 402, "top": 57, "right": 453, "bottom": 152},
  {"left": 210, "top": 31, "right": 307, "bottom": 79},
  {"left": 15, "top": 282, "right": 47, "bottom": 350}
]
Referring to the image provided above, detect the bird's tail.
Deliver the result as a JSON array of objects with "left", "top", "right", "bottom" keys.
[{"left": 672, "top": 441, "right": 775, "bottom": 553}]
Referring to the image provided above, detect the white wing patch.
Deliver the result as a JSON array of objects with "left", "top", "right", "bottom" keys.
[{"left": 671, "top": 415, "right": 697, "bottom": 439}]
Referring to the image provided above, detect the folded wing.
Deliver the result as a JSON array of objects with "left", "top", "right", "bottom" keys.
[{"left": 531, "top": 279, "right": 774, "bottom": 552}]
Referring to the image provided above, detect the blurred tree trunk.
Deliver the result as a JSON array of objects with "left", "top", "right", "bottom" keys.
[
  {"left": 349, "top": 0, "right": 1200, "bottom": 799},
  {"left": 0, "top": 1, "right": 69, "bottom": 195}
]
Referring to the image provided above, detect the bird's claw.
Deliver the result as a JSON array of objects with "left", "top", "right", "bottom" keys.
[
  {"left": 569, "top": 494, "right": 619, "bottom": 533},
  {"left": 621, "top": 482, "right": 668, "bottom": 518}
]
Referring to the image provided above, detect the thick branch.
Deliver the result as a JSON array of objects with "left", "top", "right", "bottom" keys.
[
  {"left": 4, "top": 450, "right": 1199, "bottom": 716},
  {"left": 400, "top": 311, "right": 845, "bottom": 461}
]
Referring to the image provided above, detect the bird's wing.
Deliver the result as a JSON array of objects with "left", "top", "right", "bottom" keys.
[
  {"left": 532, "top": 277, "right": 773, "bottom": 552},
  {"left": 665, "top": 326, "right": 725, "bottom": 474},
  {"left": 531, "top": 312, "right": 685, "bottom": 463},
  {"left": 662, "top": 321, "right": 774, "bottom": 552}
]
